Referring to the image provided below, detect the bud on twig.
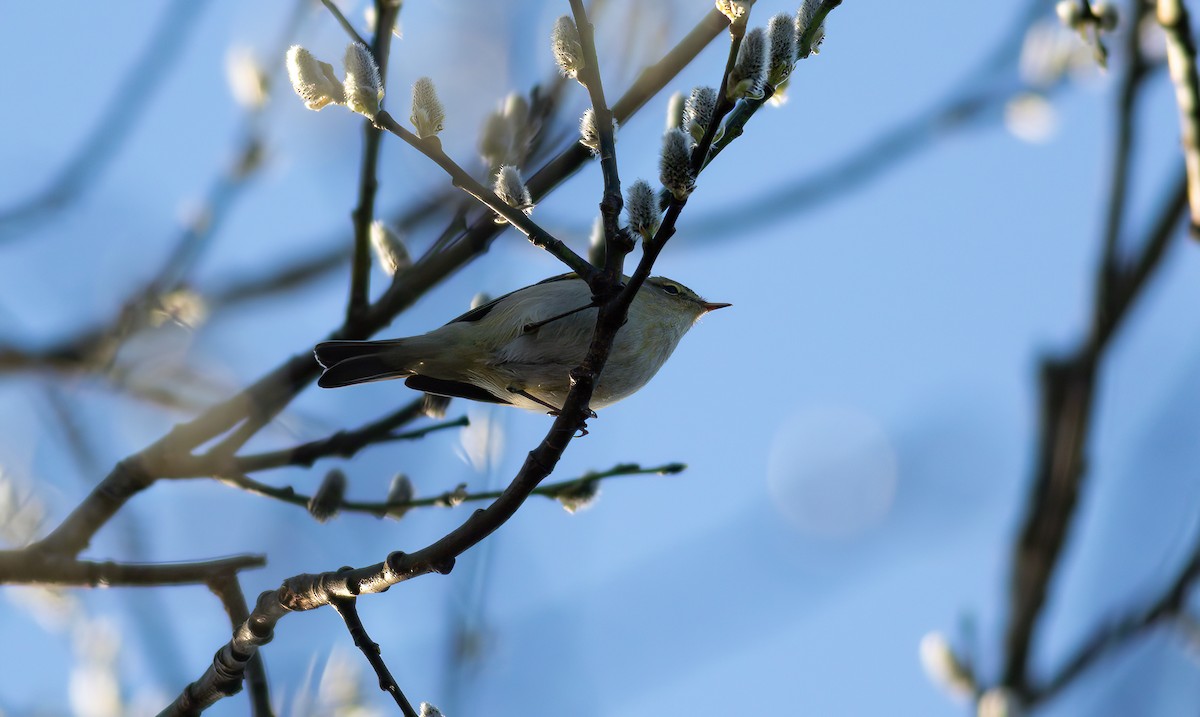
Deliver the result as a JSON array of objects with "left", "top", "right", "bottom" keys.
[
  {"left": 1055, "top": 0, "right": 1084, "bottom": 29},
  {"left": 369, "top": 220, "right": 411, "bottom": 276},
  {"left": 343, "top": 42, "right": 384, "bottom": 118},
  {"left": 551, "top": 16, "right": 585, "bottom": 79},
  {"left": 683, "top": 86, "right": 717, "bottom": 143},
  {"left": 625, "top": 179, "right": 660, "bottom": 241},
  {"left": 918, "top": 632, "right": 975, "bottom": 699},
  {"left": 796, "top": 0, "right": 826, "bottom": 59},
  {"left": 385, "top": 473, "right": 415, "bottom": 519},
  {"left": 411, "top": 76, "right": 445, "bottom": 139},
  {"left": 285, "top": 45, "right": 344, "bottom": 110},
  {"left": 728, "top": 27, "right": 767, "bottom": 100},
  {"left": 492, "top": 165, "right": 534, "bottom": 223},
  {"left": 767, "top": 12, "right": 797, "bottom": 87},
  {"left": 227, "top": 48, "right": 269, "bottom": 110},
  {"left": 308, "top": 469, "right": 347, "bottom": 523},
  {"left": 579, "top": 107, "right": 617, "bottom": 156},
  {"left": 435, "top": 483, "right": 469, "bottom": 508},
  {"left": 977, "top": 688, "right": 1024, "bottom": 717},
  {"left": 665, "top": 91, "right": 685, "bottom": 131},
  {"left": 555, "top": 480, "right": 599, "bottom": 514},
  {"left": 419, "top": 703, "right": 445, "bottom": 717},
  {"left": 716, "top": 0, "right": 755, "bottom": 24},
  {"left": 480, "top": 93, "right": 534, "bottom": 168},
  {"left": 660, "top": 128, "right": 696, "bottom": 201}
]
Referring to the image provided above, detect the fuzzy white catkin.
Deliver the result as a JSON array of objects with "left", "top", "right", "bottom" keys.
[
  {"left": 385, "top": 474, "right": 415, "bottom": 519},
  {"left": 977, "top": 688, "right": 1024, "bottom": 717},
  {"left": 227, "top": 49, "right": 268, "bottom": 109},
  {"left": 659, "top": 128, "right": 695, "bottom": 200},
  {"left": 625, "top": 179, "right": 660, "bottom": 239},
  {"left": 551, "top": 16, "right": 584, "bottom": 78},
  {"left": 796, "top": 0, "right": 826, "bottom": 58},
  {"left": 481, "top": 93, "right": 534, "bottom": 167},
  {"left": 579, "top": 107, "right": 617, "bottom": 156},
  {"left": 369, "top": 221, "right": 411, "bottom": 276},
  {"left": 918, "top": 632, "right": 974, "bottom": 699},
  {"left": 308, "top": 469, "right": 346, "bottom": 523},
  {"left": 715, "top": 0, "right": 754, "bottom": 24},
  {"left": 410, "top": 76, "right": 445, "bottom": 138},
  {"left": 767, "top": 12, "right": 797, "bottom": 86},
  {"left": 493, "top": 165, "right": 533, "bottom": 222},
  {"left": 343, "top": 42, "right": 383, "bottom": 117},
  {"left": 683, "top": 86, "right": 716, "bottom": 142},
  {"left": 419, "top": 703, "right": 444, "bottom": 717},
  {"left": 728, "top": 27, "right": 767, "bottom": 100},
  {"left": 665, "top": 91, "right": 685, "bottom": 131},
  {"left": 556, "top": 480, "right": 598, "bottom": 513},
  {"left": 285, "top": 45, "right": 344, "bottom": 110}
]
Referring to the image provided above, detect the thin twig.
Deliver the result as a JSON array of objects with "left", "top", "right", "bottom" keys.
[
  {"left": 211, "top": 462, "right": 683, "bottom": 518},
  {"left": 569, "top": 0, "right": 628, "bottom": 281},
  {"left": 318, "top": 0, "right": 369, "bottom": 47},
  {"left": 0, "top": 551, "right": 265, "bottom": 587},
  {"left": 1097, "top": 1, "right": 1150, "bottom": 317},
  {"left": 372, "top": 112, "right": 599, "bottom": 283},
  {"left": 1028, "top": 520, "right": 1200, "bottom": 705},
  {"left": 346, "top": 1, "right": 402, "bottom": 323},
  {"left": 229, "top": 416, "right": 468, "bottom": 475},
  {"left": 330, "top": 595, "right": 420, "bottom": 717}
]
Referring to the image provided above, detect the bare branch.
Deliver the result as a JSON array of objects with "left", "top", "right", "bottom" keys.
[
  {"left": 0, "top": 551, "right": 264, "bottom": 587},
  {"left": 330, "top": 595, "right": 420, "bottom": 716},
  {"left": 1158, "top": 0, "right": 1200, "bottom": 233}
]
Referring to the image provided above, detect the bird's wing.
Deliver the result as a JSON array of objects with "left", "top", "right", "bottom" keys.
[
  {"left": 404, "top": 375, "right": 511, "bottom": 404},
  {"left": 443, "top": 273, "right": 578, "bottom": 325}
]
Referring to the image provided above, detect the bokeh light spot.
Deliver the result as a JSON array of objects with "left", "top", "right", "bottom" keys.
[{"left": 767, "top": 406, "right": 899, "bottom": 538}]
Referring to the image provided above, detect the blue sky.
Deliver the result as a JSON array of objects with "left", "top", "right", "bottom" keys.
[{"left": 2, "top": 0, "right": 1200, "bottom": 715}]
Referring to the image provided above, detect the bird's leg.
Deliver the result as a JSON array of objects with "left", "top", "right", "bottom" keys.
[
  {"left": 506, "top": 386, "right": 560, "bottom": 414},
  {"left": 505, "top": 386, "right": 597, "bottom": 432},
  {"left": 521, "top": 302, "right": 597, "bottom": 334}
]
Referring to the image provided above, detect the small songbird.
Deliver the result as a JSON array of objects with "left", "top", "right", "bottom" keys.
[{"left": 314, "top": 273, "right": 729, "bottom": 412}]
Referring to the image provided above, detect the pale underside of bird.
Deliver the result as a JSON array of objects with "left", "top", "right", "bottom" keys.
[{"left": 314, "top": 274, "right": 728, "bottom": 413}]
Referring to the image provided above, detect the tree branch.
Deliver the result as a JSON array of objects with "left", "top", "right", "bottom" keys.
[
  {"left": 0, "top": 551, "right": 265, "bottom": 587},
  {"left": 206, "top": 571, "right": 274, "bottom": 717},
  {"left": 330, "top": 594, "right": 419, "bottom": 716},
  {"left": 1159, "top": 0, "right": 1200, "bottom": 234}
]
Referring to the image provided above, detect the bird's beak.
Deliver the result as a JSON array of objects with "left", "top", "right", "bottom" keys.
[{"left": 701, "top": 301, "right": 732, "bottom": 312}]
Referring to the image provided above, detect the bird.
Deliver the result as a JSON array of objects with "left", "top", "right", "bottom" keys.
[{"left": 314, "top": 273, "right": 729, "bottom": 413}]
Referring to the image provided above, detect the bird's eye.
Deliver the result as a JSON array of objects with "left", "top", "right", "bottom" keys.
[{"left": 661, "top": 283, "right": 680, "bottom": 296}]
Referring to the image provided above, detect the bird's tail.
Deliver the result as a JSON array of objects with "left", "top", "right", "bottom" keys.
[{"left": 314, "top": 339, "right": 417, "bottom": 388}]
